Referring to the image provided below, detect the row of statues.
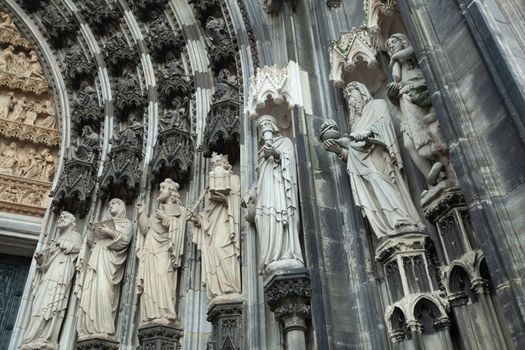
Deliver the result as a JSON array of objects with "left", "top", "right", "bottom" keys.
[
  {"left": 0, "top": 142, "right": 55, "bottom": 181},
  {"left": 0, "top": 45, "right": 45, "bottom": 80},
  {"left": 1, "top": 93, "right": 57, "bottom": 128},
  {"left": 20, "top": 114, "right": 304, "bottom": 348}
]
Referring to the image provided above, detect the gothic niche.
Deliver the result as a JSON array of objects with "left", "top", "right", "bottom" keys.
[
  {"left": 157, "top": 60, "right": 193, "bottom": 108},
  {"left": 202, "top": 68, "right": 240, "bottom": 164},
  {"left": 63, "top": 46, "right": 96, "bottom": 89},
  {"left": 151, "top": 96, "right": 194, "bottom": 186},
  {"left": 103, "top": 32, "right": 137, "bottom": 74},
  {"left": 114, "top": 73, "right": 145, "bottom": 120},
  {"left": 71, "top": 84, "right": 104, "bottom": 133},
  {"left": 40, "top": 4, "right": 79, "bottom": 49},
  {"left": 0, "top": 13, "right": 59, "bottom": 216},
  {"left": 52, "top": 125, "right": 100, "bottom": 218},
  {"left": 147, "top": 18, "right": 184, "bottom": 62},
  {"left": 99, "top": 117, "right": 144, "bottom": 203}
]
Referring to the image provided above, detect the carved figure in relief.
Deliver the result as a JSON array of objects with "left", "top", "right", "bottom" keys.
[
  {"left": 205, "top": 17, "right": 227, "bottom": 43},
  {"left": 20, "top": 211, "right": 82, "bottom": 350},
  {"left": 12, "top": 51, "right": 29, "bottom": 76},
  {"left": 10, "top": 96, "right": 27, "bottom": 122},
  {"left": 250, "top": 115, "right": 304, "bottom": 272},
  {"left": 1, "top": 92, "right": 14, "bottom": 119},
  {"left": 113, "top": 116, "right": 142, "bottom": 148},
  {"left": 321, "top": 81, "right": 424, "bottom": 239},
  {"left": 23, "top": 191, "right": 44, "bottom": 206},
  {"left": 35, "top": 100, "right": 57, "bottom": 129},
  {"left": 0, "top": 185, "right": 18, "bottom": 202},
  {"left": 23, "top": 100, "right": 38, "bottom": 125},
  {"left": 386, "top": 33, "right": 450, "bottom": 185},
  {"left": 0, "top": 12, "right": 17, "bottom": 33},
  {"left": 76, "top": 198, "right": 132, "bottom": 339},
  {"left": 0, "top": 141, "right": 18, "bottom": 175},
  {"left": 40, "top": 148, "right": 55, "bottom": 182},
  {"left": 188, "top": 153, "right": 241, "bottom": 300},
  {"left": 28, "top": 50, "right": 45, "bottom": 80},
  {"left": 18, "top": 148, "right": 39, "bottom": 178},
  {"left": 0, "top": 45, "right": 15, "bottom": 71},
  {"left": 69, "top": 125, "right": 100, "bottom": 161},
  {"left": 136, "top": 178, "right": 187, "bottom": 326},
  {"left": 158, "top": 97, "right": 189, "bottom": 132}
]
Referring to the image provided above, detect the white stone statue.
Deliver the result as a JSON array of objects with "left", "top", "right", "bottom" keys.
[
  {"left": 321, "top": 81, "right": 425, "bottom": 239},
  {"left": 188, "top": 153, "right": 241, "bottom": 301},
  {"left": 136, "top": 178, "right": 187, "bottom": 327},
  {"left": 75, "top": 198, "right": 132, "bottom": 340},
  {"left": 386, "top": 33, "right": 450, "bottom": 185},
  {"left": 250, "top": 114, "right": 304, "bottom": 272},
  {"left": 0, "top": 141, "right": 18, "bottom": 175},
  {"left": 0, "top": 45, "right": 15, "bottom": 72},
  {"left": 20, "top": 211, "right": 82, "bottom": 350},
  {"left": 1, "top": 92, "right": 14, "bottom": 119}
]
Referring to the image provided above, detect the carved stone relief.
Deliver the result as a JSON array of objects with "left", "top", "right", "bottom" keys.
[{"left": 0, "top": 12, "right": 59, "bottom": 217}]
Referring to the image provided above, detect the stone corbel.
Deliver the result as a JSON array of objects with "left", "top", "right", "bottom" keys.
[
  {"left": 249, "top": 61, "right": 305, "bottom": 129},
  {"left": 329, "top": 26, "right": 386, "bottom": 93}
]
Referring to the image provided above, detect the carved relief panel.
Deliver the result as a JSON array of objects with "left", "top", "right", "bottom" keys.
[{"left": 0, "top": 12, "right": 58, "bottom": 216}]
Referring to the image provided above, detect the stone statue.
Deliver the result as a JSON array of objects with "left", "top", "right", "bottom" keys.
[
  {"left": 28, "top": 50, "right": 45, "bottom": 80},
  {"left": 136, "top": 178, "right": 187, "bottom": 327},
  {"left": 158, "top": 97, "right": 189, "bottom": 132},
  {"left": 76, "top": 198, "right": 132, "bottom": 340},
  {"left": 35, "top": 100, "right": 57, "bottom": 129},
  {"left": 23, "top": 100, "right": 38, "bottom": 125},
  {"left": 0, "top": 12, "right": 17, "bottom": 33},
  {"left": 0, "top": 141, "right": 18, "bottom": 175},
  {"left": 0, "top": 45, "right": 15, "bottom": 71},
  {"left": 321, "top": 81, "right": 425, "bottom": 239},
  {"left": 1, "top": 92, "right": 14, "bottom": 119},
  {"left": 188, "top": 153, "right": 241, "bottom": 300},
  {"left": 69, "top": 125, "right": 100, "bottom": 161},
  {"left": 20, "top": 211, "right": 82, "bottom": 350},
  {"left": 113, "top": 116, "right": 142, "bottom": 148},
  {"left": 205, "top": 16, "right": 227, "bottom": 44},
  {"left": 251, "top": 114, "right": 304, "bottom": 272},
  {"left": 386, "top": 33, "right": 450, "bottom": 185},
  {"left": 10, "top": 96, "right": 27, "bottom": 122},
  {"left": 18, "top": 148, "right": 39, "bottom": 178}
]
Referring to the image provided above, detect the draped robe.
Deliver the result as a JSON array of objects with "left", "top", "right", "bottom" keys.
[
  {"left": 340, "top": 99, "right": 423, "bottom": 238},
  {"left": 255, "top": 135, "right": 304, "bottom": 269},
  {"left": 137, "top": 204, "right": 186, "bottom": 324},
  {"left": 76, "top": 217, "right": 132, "bottom": 337},
  {"left": 21, "top": 229, "right": 81, "bottom": 350},
  {"left": 192, "top": 174, "right": 241, "bottom": 299}
]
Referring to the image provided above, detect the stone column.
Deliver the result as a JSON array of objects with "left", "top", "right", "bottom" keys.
[
  {"left": 207, "top": 298, "right": 244, "bottom": 350},
  {"left": 137, "top": 324, "right": 183, "bottom": 350},
  {"left": 264, "top": 270, "right": 311, "bottom": 350}
]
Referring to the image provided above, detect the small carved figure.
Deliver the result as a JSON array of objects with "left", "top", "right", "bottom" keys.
[
  {"left": 22, "top": 100, "right": 38, "bottom": 125},
  {"left": 68, "top": 125, "right": 100, "bottom": 161},
  {"left": 0, "top": 142, "right": 18, "bottom": 175},
  {"left": 28, "top": 50, "right": 45, "bottom": 80},
  {"left": 1, "top": 92, "right": 14, "bottom": 119},
  {"left": 23, "top": 191, "right": 44, "bottom": 206},
  {"left": 251, "top": 115, "right": 304, "bottom": 272},
  {"left": 386, "top": 33, "right": 450, "bottom": 185},
  {"left": 188, "top": 153, "right": 241, "bottom": 300},
  {"left": 113, "top": 116, "right": 143, "bottom": 148},
  {"left": 0, "top": 45, "right": 15, "bottom": 71},
  {"left": 18, "top": 148, "right": 40, "bottom": 178},
  {"left": 39, "top": 148, "right": 55, "bottom": 182},
  {"left": 76, "top": 198, "right": 132, "bottom": 339},
  {"left": 0, "top": 185, "right": 18, "bottom": 202},
  {"left": 0, "top": 12, "right": 17, "bottom": 33},
  {"left": 35, "top": 100, "right": 57, "bottom": 129},
  {"left": 10, "top": 96, "right": 27, "bottom": 122},
  {"left": 205, "top": 17, "right": 227, "bottom": 44},
  {"left": 158, "top": 97, "right": 189, "bottom": 132},
  {"left": 321, "top": 82, "right": 425, "bottom": 239},
  {"left": 20, "top": 211, "right": 82, "bottom": 350},
  {"left": 136, "top": 178, "right": 187, "bottom": 327}
]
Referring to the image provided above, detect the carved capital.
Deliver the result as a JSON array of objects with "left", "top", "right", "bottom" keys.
[
  {"left": 138, "top": 324, "right": 183, "bottom": 350},
  {"left": 76, "top": 336, "right": 119, "bottom": 350},
  {"left": 329, "top": 26, "right": 385, "bottom": 93},
  {"left": 207, "top": 300, "right": 243, "bottom": 350}
]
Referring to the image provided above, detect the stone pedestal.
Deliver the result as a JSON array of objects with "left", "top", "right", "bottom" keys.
[
  {"left": 137, "top": 324, "right": 183, "bottom": 350},
  {"left": 207, "top": 295, "right": 244, "bottom": 350},
  {"left": 264, "top": 268, "right": 311, "bottom": 350},
  {"left": 76, "top": 336, "right": 119, "bottom": 350}
]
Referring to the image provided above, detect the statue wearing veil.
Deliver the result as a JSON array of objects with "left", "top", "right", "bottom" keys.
[
  {"left": 136, "top": 178, "right": 187, "bottom": 327},
  {"left": 76, "top": 198, "right": 132, "bottom": 340},
  {"left": 188, "top": 153, "right": 241, "bottom": 301},
  {"left": 21, "top": 211, "right": 82, "bottom": 350},
  {"left": 321, "top": 81, "right": 425, "bottom": 239}
]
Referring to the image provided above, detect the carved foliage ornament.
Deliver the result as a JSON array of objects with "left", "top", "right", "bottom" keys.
[
  {"left": 71, "top": 85, "right": 104, "bottom": 132},
  {"left": 82, "top": 0, "right": 120, "bottom": 35},
  {"left": 115, "top": 74, "right": 145, "bottom": 118},
  {"left": 103, "top": 33, "right": 137, "bottom": 72},
  {"left": 158, "top": 61, "right": 193, "bottom": 108},
  {"left": 64, "top": 47, "right": 96, "bottom": 87}
]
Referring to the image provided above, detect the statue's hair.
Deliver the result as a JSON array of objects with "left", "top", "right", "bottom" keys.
[
  {"left": 161, "top": 178, "right": 181, "bottom": 203},
  {"left": 386, "top": 33, "right": 410, "bottom": 55},
  {"left": 60, "top": 211, "right": 76, "bottom": 227}
]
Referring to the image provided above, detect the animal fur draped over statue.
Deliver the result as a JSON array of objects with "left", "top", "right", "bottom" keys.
[
  {"left": 188, "top": 153, "right": 241, "bottom": 302},
  {"left": 136, "top": 178, "right": 187, "bottom": 327},
  {"left": 320, "top": 81, "right": 425, "bottom": 239},
  {"left": 75, "top": 198, "right": 132, "bottom": 341},
  {"left": 20, "top": 211, "right": 82, "bottom": 350}
]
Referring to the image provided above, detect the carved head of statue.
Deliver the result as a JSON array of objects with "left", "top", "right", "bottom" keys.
[
  {"left": 386, "top": 33, "right": 410, "bottom": 56},
  {"left": 158, "top": 178, "right": 181, "bottom": 204},
  {"left": 344, "top": 81, "right": 372, "bottom": 124},
  {"left": 57, "top": 211, "right": 76, "bottom": 231},
  {"left": 109, "top": 198, "right": 127, "bottom": 219},
  {"left": 257, "top": 114, "right": 280, "bottom": 145},
  {"left": 211, "top": 152, "right": 232, "bottom": 172}
]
